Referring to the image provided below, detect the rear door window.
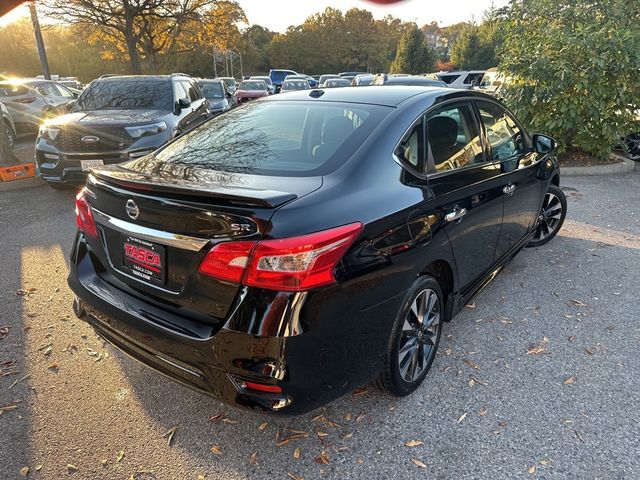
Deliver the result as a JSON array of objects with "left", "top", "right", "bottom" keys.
[
  {"left": 35, "top": 83, "right": 57, "bottom": 96},
  {"left": 426, "top": 103, "right": 485, "bottom": 173},
  {"left": 0, "top": 84, "right": 30, "bottom": 97}
]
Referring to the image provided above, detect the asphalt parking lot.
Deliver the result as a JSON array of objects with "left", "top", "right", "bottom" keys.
[{"left": 1, "top": 169, "right": 639, "bottom": 480}]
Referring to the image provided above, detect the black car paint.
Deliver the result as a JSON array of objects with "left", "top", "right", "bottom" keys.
[
  {"left": 68, "top": 86, "right": 560, "bottom": 414},
  {"left": 36, "top": 75, "right": 210, "bottom": 185}
]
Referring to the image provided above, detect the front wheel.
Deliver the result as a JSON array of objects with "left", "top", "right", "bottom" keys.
[
  {"left": 527, "top": 184, "right": 567, "bottom": 247},
  {"left": 376, "top": 276, "right": 443, "bottom": 396}
]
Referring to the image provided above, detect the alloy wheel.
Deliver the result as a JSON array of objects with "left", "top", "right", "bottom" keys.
[
  {"left": 398, "top": 288, "right": 440, "bottom": 382},
  {"left": 535, "top": 192, "right": 563, "bottom": 242},
  {"left": 624, "top": 133, "right": 640, "bottom": 161}
]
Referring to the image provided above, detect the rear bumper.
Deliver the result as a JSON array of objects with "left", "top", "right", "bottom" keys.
[{"left": 67, "top": 232, "right": 401, "bottom": 414}]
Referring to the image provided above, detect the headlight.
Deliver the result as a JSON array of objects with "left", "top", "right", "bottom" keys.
[
  {"left": 39, "top": 125, "right": 60, "bottom": 140},
  {"left": 125, "top": 121, "right": 167, "bottom": 138}
]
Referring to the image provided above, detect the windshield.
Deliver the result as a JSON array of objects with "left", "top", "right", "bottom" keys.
[
  {"left": 148, "top": 101, "right": 390, "bottom": 177},
  {"left": 200, "top": 82, "right": 224, "bottom": 99},
  {"left": 326, "top": 79, "right": 350, "bottom": 87},
  {"left": 74, "top": 80, "right": 172, "bottom": 111},
  {"left": 239, "top": 81, "right": 266, "bottom": 91}
]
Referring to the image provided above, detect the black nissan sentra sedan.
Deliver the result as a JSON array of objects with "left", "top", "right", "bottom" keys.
[{"left": 68, "top": 86, "right": 566, "bottom": 414}]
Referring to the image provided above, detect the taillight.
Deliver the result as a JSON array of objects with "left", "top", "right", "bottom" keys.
[
  {"left": 198, "top": 223, "right": 363, "bottom": 292},
  {"left": 75, "top": 189, "right": 97, "bottom": 238},
  {"left": 13, "top": 97, "right": 36, "bottom": 104},
  {"left": 198, "top": 241, "right": 254, "bottom": 283}
]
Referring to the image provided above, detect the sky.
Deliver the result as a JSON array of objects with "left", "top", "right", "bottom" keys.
[{"left": 1, "top": 0, "right": 508, "bottom": 29}]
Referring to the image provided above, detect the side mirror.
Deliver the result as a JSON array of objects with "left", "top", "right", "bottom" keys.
[
  {"left": 178, "top": 97, "right": 191, "bottom": 108},
  {"left": 532, "top": 134, "right": 556, "bottom": 154}
]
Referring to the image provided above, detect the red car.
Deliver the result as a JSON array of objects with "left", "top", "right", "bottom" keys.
[{"left": 235, "top": 80, "right": 269, "bottom": 103}]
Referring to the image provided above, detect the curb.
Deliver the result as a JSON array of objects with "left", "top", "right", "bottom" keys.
[
  {"left": 0, "top": 176, "right": 46, "bottom": 193},
  {"left": 562, "top": 154, "right": 635, "bottom": 176}
]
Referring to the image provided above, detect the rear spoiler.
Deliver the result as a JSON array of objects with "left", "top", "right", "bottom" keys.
[{"left": 89, "top": 169, "right": 297, "bottom": 208}]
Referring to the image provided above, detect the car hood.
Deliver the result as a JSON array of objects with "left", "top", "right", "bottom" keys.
[{"left": 46, "top": 109, "right": 169, "bottom": 127}]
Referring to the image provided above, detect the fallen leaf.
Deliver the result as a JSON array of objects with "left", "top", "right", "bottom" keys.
[
  {"left": 528, "top": 466, "right": 536, "bottom": 474},
  {"left": 355, "top": 413, "right": 366, "bottom": 422},
  {"left": 19, "top": 466, "right": 29, "bottom": 477},
  {"left": 404, "top": 440, "right": 424, "bottom": 447},
  {"left": 163, "top": 426, "right": 177, "bottom": 447},
  {"left": 352, "top": 387, "right": 368, "bottom": 396},
  {"left": 116, "top": 450, "right": 125, "bottom": 463},
  {"left": 210, "top": 445, "right": 222, "bottom": 455},
  {"left": 356, "top": 457, "right": 364, "bottom": 465},
  {"left": 35, "top": 465, "right": 42, "bottom": 471},
  {"left": 222, "top": 418, "right": 238, "bottom": 425},
  {"left": 293, "top": 447, "right": 301, "bottom": 459},
  {"left": 208, "top": 413, "right": 224, "bottom": 422},
  {"left": 568, "top": 299, "right": 587, "bottom": 307},
  {"left": 466, "top": 303, "right": 476, "bottom": 309},
  {"left": 47, "top": 363, "right": 59, "bottom": 372},
  {"left": 249, "top": 452, "right": 258, "bottom": 465},
  {"left": 314, "top": 450, "right": 330, "bottom": 465},
  {"left": 258, "top": 422, "right": 268, "bottom": 431},
  {"left": 316, "top": 430, "right": 328, "bottom": 437},
  {"left": 563, "top": 376, "right": 576, "bottom": 385},
  {"left": 457, "top": 412, "right": 467, "bottom": 423},
  {"left": 539, "top": 459, "right": 549, "bottom": 466},
  {"left": 574, "top": 430, "right": 585, "bottom": 443},
  {"left": 345, "top": 413, "right": 352, "bottom": 421},
  {"left": 463, "top": 359, "right": 480, "bottom": 370},
  {"left": 411, "top": 459, "right": 427, "bottom": 469},
  {"left": 0, "top": 404, "right": 17, "bottom": 415},
  {"left": 0, "top": 326, "right": 10, "bottom": 340},
  {"left": 287, "top": 473, "right": 304, "bottom": 480},
  {"left": 67, "top": 464, "right": 78, "bottom": 472},
  {"left": 478, "top": 407, "right": 488, "bottom": 416}
]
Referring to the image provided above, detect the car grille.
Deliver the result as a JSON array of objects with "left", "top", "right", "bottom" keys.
[{"left": 52, "top": 126, "right": 134, "bottom": 153}]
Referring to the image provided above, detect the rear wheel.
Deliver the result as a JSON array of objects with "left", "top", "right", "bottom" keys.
[
  {"left": 3, "top": 123, "right": 15, "bottom": 150},
  {"left": 528, "top": 184, "right": 567, "bottom": 247},
  {"left": 623, "top": 133, "right": 640, "bottom": 161},
  {"left": 376, "top": 276, "right": 443, "bottom": 396}
]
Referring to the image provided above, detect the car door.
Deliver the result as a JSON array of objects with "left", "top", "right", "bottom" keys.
[
  {"left": 475, "top": 100, "right": 546, "bottom": 257},
  {"left": 421, "top": 101, "right": 505, "bottom": 294},
  {"left": 179, "top": 80, "right": 208, "bottom": 131}
]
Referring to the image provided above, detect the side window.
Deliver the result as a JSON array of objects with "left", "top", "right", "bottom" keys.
[
  {"left": 53, "top": 84, "right": 75, "bottom": 98},
  {"left": 35, "top": 83, "right": 57, "bottom": 96},
  {"left": 426, "top": 103, "right": 484, "bottom": 173},
  {"left": 395, "top": 118, "right": 424, "bottom": 173},
  {"left": 173, "top": 81, "right": 188, "bottom": 102},
  {"left": 180, "top": 81, "right": 198, "bottom": 101},
  {"left": 477, "top": 102, "right": 526, "bottom": 161}
]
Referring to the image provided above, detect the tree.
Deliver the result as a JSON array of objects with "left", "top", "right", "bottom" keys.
[
  {"left": 499, "top": 0, "right": 640, "bottom": 159},
  {"left": 41, "top": 0, "right": 244, "bottom": 75},
  {"left": 390, "top": 25, "right": 436, "bottom": 74}
]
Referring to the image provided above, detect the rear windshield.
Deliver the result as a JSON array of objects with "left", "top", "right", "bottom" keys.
[
  {"left": 436, "top": 74, "right": 461, "bottom": 85},
  {"left": 271, "top": 71, "right": 293, "bottom": 83},
  {"left": 240, "top": 81, "right": 266, "bottom": 91},
  {"left": 0, "top": 84, "right": 30, "bottom": 97},
  {"left": 252, "top": 77, "right": 273, "bottom": 86},
  {"left": 283, "top": 81, "right": 308, "bottom": 90},
  {"left": 200, "top": 82, "right": 224, "bottom": 99},
  {"left": 73, "top": 80, "right": 172, "bottom": 111},
  {"left": 151, "top": 101, "right": 390, "bottom": 177}
]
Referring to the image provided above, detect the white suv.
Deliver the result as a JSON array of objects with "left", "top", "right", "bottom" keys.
[{"left": 435, "top": 70, "right": 486, "bottom": 89}]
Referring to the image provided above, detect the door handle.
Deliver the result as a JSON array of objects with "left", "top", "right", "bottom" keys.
[
  {"left": 503, "top": 184, "right": 516, "bottom": 196},
  {"left": 445, "top": 207, "right": 467, "bottom": 223}
]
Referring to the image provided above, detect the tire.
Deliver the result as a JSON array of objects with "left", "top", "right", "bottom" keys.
[
  {"left": 527, "top": 184, "right": 567, "bottom": 247},
  {"left": 623, "top": 133, "right": 640, "bottom": 161},
  {"left": 376, "top": 275, "right": 444, "bottom": 396},
  {"left": 3, "top": 123, "right": 15, "bottom": 150}
]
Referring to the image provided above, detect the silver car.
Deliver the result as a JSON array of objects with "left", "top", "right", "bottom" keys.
[{"left": 0, "top": 79, "right": 77, "bottom": 132}]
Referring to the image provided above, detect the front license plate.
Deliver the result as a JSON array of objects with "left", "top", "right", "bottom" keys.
[
  {"left": 80, "top": 159, "right": 104, "bottom": 172},
  {"left": 122, "top": 236, "right": 166, "bottom": 285}
]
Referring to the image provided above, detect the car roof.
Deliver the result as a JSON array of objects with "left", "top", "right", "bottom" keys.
[
  {"left": 95, "top": 75, "right": 173, "bottom": 82},
  {"left": 262, "top": 85, "right": 471, "bottom": 107}
]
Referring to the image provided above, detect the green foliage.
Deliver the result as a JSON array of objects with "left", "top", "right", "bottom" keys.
[
  {"left": 450, "top": 11, "right": 504, "bottom": 71},
  {"left": 389, "top": 25, "right": 436, "bottom": 74},
  {"left": 499, "top": 0, "right": 640, "bottom": 159}
]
